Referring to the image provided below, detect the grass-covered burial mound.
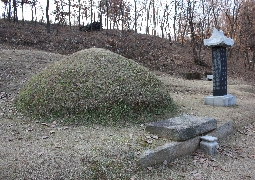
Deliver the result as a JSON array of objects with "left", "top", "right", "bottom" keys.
[{"left": 15, "top": 48, "right": 176, "bottom": 124}]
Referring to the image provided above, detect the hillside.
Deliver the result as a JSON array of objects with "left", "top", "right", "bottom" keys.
[{"left": 0, "top": 19, "right": 254, "bottom": 84}]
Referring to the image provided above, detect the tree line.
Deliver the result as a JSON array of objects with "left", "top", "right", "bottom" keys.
[{"left": 1, "top": 0, "right": 255, "bottom": 69}]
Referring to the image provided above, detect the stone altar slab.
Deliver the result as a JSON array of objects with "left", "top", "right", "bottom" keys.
[{"left": 145, "top": 115, "right": 217, "bottom": 141}]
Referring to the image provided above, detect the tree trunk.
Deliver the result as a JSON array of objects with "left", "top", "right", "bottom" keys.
[
  {"left": 46, "top": 0, "right": 50, "bottom": 33},
  {"left": 13, "top": 0, "right": 17, "bottom": 23},
  {"left": 120, "top": 0, "right": 124, "bottom": 32},
  {"left": 173, "top": 0, "right": 177, "bottom": 41},
  {"left": 134, "top": 0, "right": 137, "bottom": 33},
  {"left": 31, "top": 2, "right": 34, "bottom": 22},
  {"left": 21, "top": 1, "right": 24, "bottom": 23},
  {"left": 106, "top": 0, "right": 109, "bottom": 30},
  {"left": 78, "top": 0, "right": 81, "bottom": 27},
  {"left": 8, "top": 0, "right": 11, "bottom": 22},
  {"left": 90, "top": 0, "right": 93, "bottom": 31},
  {"left": 99, "top": 0, "right": 102, "bottom": 31},
  {"left": 69, "top": 0, "right": 71, "bottom": 28}
]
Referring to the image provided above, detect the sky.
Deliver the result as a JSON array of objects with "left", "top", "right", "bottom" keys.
[
  {"left": 0, "top": 0, "right": 172, "bottom": 37},
  {"left": 1, "top": 1, "right": 46, "bottom": 21}
]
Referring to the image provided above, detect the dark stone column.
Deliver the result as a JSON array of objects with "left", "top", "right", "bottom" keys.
[{"left": 212, "top": 46, "right": 227, "bottom": 96}]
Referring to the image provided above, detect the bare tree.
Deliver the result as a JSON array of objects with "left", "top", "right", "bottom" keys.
[
  {"left": 31, "top": 0, "right": 38, "bottom": 23},
  {"left": 1, "top": 0, "right": 11, "bottom": 21},
  {"left": 13, "top": 0, "right": 17, "bottom": 22},
  {"left": 173, "top": 0, "right": 178, "bottom": 41},
  {"left": 68, "top": 0, "right": 71, "bottom": 27},
  {"left": 46, "top": 0, "right": 50, "bottom": 33},
  {"left": 236, "top": 0, "right": 255, "bottom": 70}
]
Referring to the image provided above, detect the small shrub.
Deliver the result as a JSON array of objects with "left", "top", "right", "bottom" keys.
[
  {"left": 204, "top": 71, "right": 213, "bottom": 76},
  {"left": 79, "top": 22, "right": 102, "bottom": 32},
  {"left": 185, "top": 72, "right": 201, "bottom": 80}
]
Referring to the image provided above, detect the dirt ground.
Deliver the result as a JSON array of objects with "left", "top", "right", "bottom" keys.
[{"left": 0, "top": 49, "right": 255, "bottom": 179}]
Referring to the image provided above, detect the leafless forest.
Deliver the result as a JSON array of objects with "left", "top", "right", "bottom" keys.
[{"left": 1, "top": 0, "right": 255, "bottom": 72}]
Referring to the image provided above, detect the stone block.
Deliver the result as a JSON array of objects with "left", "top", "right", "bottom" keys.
[
  {"left": 139, "top": 136, "right": 200, "bottom": 167},
  {"left": 200, "top": 135, "right": 219, "bottom": 155},
  {"left": 145, "top": 115, "right": 217, "bottom": 141},
  {"left": 204, "top": 94, "right": 236, "bottom": 106},
  {"left": 207, "top": 121, "right": 233, "bottom": 140},
  {"left": 139, "top": 121, "right": 233, "bottom": 167},
  {"left": 206, "top": 75, "right": 213, "bottom": 81}
]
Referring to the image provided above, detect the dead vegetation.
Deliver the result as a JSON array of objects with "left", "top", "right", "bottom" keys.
[
  {"left": 1, "top": 19, "right": 255, "bottom": 85},
  {"left": 0, "top": 20, "right": 255, "bottom": 179}
]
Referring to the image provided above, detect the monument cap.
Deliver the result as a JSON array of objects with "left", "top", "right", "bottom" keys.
[{"left": 204, "top": 28, "right": 234, "bottom": 47}]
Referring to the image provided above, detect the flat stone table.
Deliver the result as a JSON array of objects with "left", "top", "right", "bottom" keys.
[{"left": 145, "top": 115, "right": 217, "bottom": 141}]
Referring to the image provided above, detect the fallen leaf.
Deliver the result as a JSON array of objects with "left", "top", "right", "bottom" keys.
[
  {"left": 152, "top": 135, "right": 158, "bottom": 139},
  {"left": 211, "top": 163, "right": 219, "bottom": 167},
  {"left": 146, "top": 140, "right": 153, "bottom": 144},
  {"left": 145, "top": 135, "right": 151, "bottom": 139},
  {"left": 200, "top": 158, "right": 207, "bottom": 163},
  {"left": 26, "top": 128, "right": 33, "bottom": 132},
  {"left": 192, "top": 160, "right": 198, "bottom": 164},
  {"left": 50, "top": 121, "right": 57, "bottom": 127},
  {"left": 221, "top": 168, "right": 230, "bottom": 172},
  {"left": 239, "top": 154, "right": 245, "bottom": 158},
  {"left": 38, "top": 152, "right": 44, "bottom": 156},
  {"left": 163, "top": 160, "right": 167, "bottom": 165},
  {"left": 147, "top": 167, "right": 152, "bottom": 171},
  {"left": 50, "top": 130, "right": 55, "bottom": 134},
  {"left": 193, "top": 173, "right": 202, "bottom": 179},
  {"left": 41, "top": 123, "right": 49, "bottom": 126},
  {"left": 42, "top": 136, "right": 49, "bottom": 139},
  {"left": 130, "top": 175, "right": 136, "bottom": 180},
  {"left": 210, "top": 158, "right": 216, "bottom": 161},
  {"left": 191, "top": 170, "right": 198, "bottom": 174}
]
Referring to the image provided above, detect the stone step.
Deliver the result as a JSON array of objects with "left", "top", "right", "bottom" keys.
[{"left": 145, "top": 115, "right": 217, "bottom": 141}]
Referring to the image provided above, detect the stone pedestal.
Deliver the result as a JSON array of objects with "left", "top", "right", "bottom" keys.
[
  {"left": 200, "top": 135, "right": 219, "bottom": 156},
  {"left": 204, "top": 94, "right": 236, "bottom": 107},
  {"left": 206, "top": 75, "right": 213, "bottom": 81}
]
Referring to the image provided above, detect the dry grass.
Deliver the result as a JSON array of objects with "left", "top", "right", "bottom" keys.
[
  {"left": 0, "top": 49, "right": 255, "bottom": 179},
  {"left": 157, "top": 72, "right": 255, "bottom": 127}
]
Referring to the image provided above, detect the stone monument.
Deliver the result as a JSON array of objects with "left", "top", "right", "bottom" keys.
[{"left": 204, "top": 28, "right": 236, "bottom": 106}]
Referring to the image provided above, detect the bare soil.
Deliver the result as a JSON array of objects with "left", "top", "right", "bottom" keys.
[{"left": 0, "top": 20, "right": 255, "bottom": 179}]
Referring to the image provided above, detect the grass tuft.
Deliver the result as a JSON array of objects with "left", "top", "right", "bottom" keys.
[{"left": 15, "top": 48, "right": 177, "bottom": 125}]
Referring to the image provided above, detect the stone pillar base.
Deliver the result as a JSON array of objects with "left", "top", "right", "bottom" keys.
[
  {"left": 200, "top": 135, "right": 219, "bottom": 156},
  {"left": 204, "top": 94, "right": 236, "bottom": 107}
]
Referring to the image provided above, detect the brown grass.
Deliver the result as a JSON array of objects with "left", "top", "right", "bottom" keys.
[{"left": 1, "top": 49, "right": 255, "bottom": 179}]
